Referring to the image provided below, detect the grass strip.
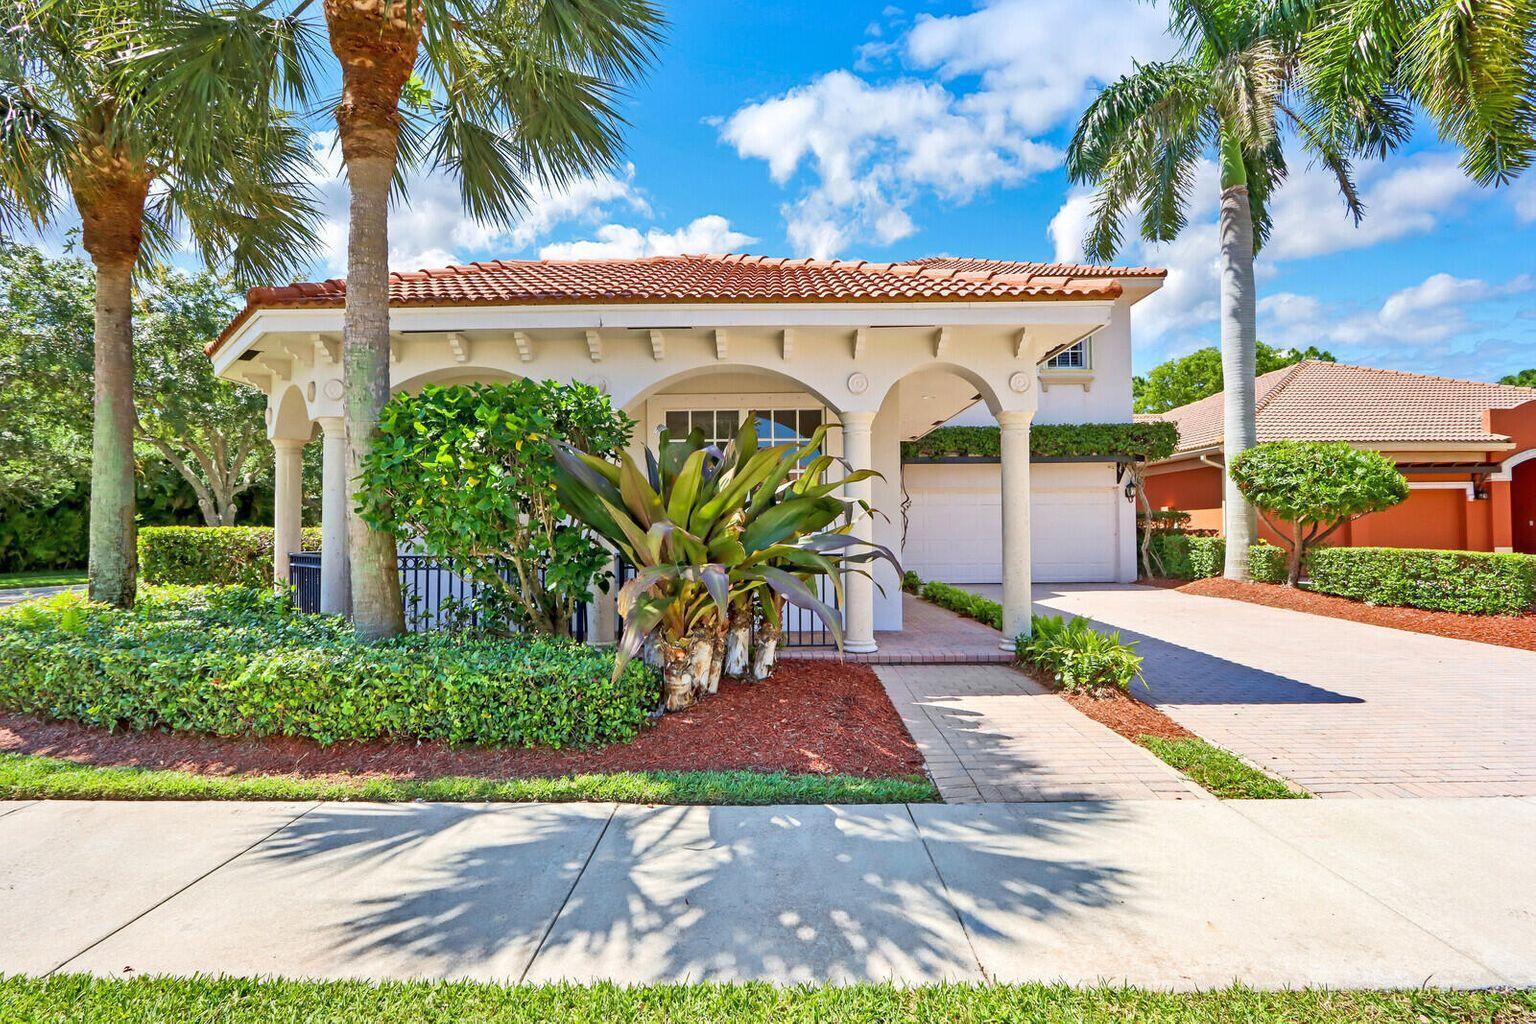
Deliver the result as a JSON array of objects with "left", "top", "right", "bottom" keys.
[
  {"left": 1138, "top": 736, "right": 1308, "bottom": 799},
  {"left": 1, "top": 975, "right": 1531, "bottom": 1023},
  {"left": 0, "top": 752, "right": 938, "bottom": 805},
  {"left": 0, "top": 569, "right": 86, "bottom": 589}
]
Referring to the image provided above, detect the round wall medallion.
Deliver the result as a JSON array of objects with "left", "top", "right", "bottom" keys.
[
  {"left": 1008, "top": 371, "right": 1032, "bottom": 393},
  {"left": 847, "top": 372, "right": 870, "bottom": 395},
  {"left": 321, "top": 378, "right": 345, "bottom": 401}
]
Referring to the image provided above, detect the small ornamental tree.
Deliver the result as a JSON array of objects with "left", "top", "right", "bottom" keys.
[
  {"left": 1228, "top": 441, "right": 1409, "bottom": 586},
  {"left": 356, "top": 381, "right": 633, "bottom": 636}
]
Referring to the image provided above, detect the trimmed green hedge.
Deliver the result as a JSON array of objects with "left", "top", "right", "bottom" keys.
[
  {"left": 1248, "top": 543, "right": 1287, "bottom": 583},
  {"left": 1145, "top": 533, "right": 1226, "bottom": 580},
  {"left": 919, "top": 579, "right": 1003, "bottom": 630},
  {"left": 902, "top": 422, "right": 1178, "bottom": 462},
  {"left": 0, "top": 586, "right": 658, "bottom": 748},
  {"left": 138, "top": 526, "right": 321, "bottom": 587},
  {"left": 1305, "top": 547, "right": 1536, "bottom": 615}
]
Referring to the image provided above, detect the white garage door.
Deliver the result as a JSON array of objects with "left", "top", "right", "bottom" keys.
[{"left": 902, "top": 462, "right": 1122, "bottom": 583}]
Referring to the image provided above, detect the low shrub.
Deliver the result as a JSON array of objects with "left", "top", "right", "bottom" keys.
[
  {"left": 0, "top": 586, "right": 658, "bottom": 748},
  {"left": 901, "top": 570, "right": 923, "bottom": 594},
  {"left": 1248, "top": 543, "right": 1288, "bottom": 583},
  {"left": 919, "top": 580, "right": 1002, "bottom": 629},
  {"left": 1305, "top": 547, "right": 1536, "bottom": 615},
  {"left": 138, "top": 527, "right": 321, "bottom": 587},
  {"left": 1016, "top": 614, "right": 1145, "bottom": 693},
  {"left": 1144, "top": 532, "right": 1226, "bottom": 580}
]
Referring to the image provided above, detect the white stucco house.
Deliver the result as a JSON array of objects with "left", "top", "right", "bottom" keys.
[{"left": 210, "top": 253, "right": 1164, "bottom": 652}]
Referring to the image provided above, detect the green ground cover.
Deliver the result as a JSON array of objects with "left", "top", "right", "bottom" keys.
[
  {"left": 0, "top": 753, "right": 938, "bottom": 805},
  {"left": 1139, "top": 737, "right": 1308, "bottom": 799},
  {"left": 0, "top": 569, "right": 86, "bottom": 589},
  {"left": 1, "top": 976, "right": 1529, "bottom": 1023}
]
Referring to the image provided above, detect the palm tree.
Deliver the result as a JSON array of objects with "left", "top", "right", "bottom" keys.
[
  {"left": 1066, "top": 0, "right": 1392, "bottom": 580},
  {"left": 0, "top": 0, "right": 319, "bottom": 607},
  {"left": 1305, "top": 0, "right": 1534, "bottom": 186},
  {"left": 148, "top": 0, "right": 663, "bottom": 638}
]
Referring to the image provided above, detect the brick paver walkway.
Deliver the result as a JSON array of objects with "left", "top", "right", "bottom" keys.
[
  {"left": 786, "top": 594, "right": 1011, "bottom": 664},
  {"left": 1010, "top": 584, "right": 1536, "bottom": 798},
  {"left": 877, "top": 663, "right": 1209, "bottom": 802}
]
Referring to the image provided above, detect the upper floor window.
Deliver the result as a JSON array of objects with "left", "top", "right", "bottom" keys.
[{"left": 1043, "top": 339, "right": 1090, "bottom": 370}]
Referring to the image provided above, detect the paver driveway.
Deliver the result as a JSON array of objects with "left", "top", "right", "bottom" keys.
[{"left": 987, "top": 583, "right": 1536, "bottom": 798}]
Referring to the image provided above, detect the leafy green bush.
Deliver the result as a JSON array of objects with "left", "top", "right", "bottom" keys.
[
  {"left": 0, "top": 586, "right": 658, "bottom": 748},
  {"left": 919, "top": 580, "right": 1002, "bottom": 629},
  {"left": 1305, "top": 548, "right": 1536, "bottom": 615},
  {"left": 1229, "top": 441, "right": 1408, "bottom": 585},
  {"left": 1144, "top": 532, "right": 1225, "bottom": 579},
  {"left": 1248, "top": 543, "right": 1288, "bottom": 583},
  {"left": 1016, "top": 614, "right": 1145, "bottom": 693},
  {"left": 901, "top": 421, "right": 1178, "bottom": 461},
  {"left": 138, "top": 526, "right": 321, "bottom": 587},
  {"left": 358, "top": 381, "right": 633, "bottom": 637},
  {"left": 901, "top": 570, "right": 923, "bottom": 594}
]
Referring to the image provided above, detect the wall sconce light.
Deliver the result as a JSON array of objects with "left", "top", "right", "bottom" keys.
[{"left": 1124, "top": 480, "right": 1139, "bottom": 503}]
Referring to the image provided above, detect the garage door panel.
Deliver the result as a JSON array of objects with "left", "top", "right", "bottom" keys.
[{"left": 903, "top": 463, "right": 1120, "bottom": 584}]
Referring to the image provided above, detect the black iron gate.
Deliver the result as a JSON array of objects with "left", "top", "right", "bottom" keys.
[{"left": 610, "top": 556, "right": 837, "bottom": 648}]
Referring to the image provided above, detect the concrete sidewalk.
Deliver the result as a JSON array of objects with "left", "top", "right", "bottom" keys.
[{"left": 3, "top": 796, "right": 1534, "bottom": 989}]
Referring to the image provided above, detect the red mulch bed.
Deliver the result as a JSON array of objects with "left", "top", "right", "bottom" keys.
[
  {"left": 1148, "top": 576, "right": 1536, "bottom": 652},
  {"left": 0, "top": 660, "right": 924, "bottom": 781},
  {"left": 1015, "top": 664, "right": 1191, "bottom": 743}
]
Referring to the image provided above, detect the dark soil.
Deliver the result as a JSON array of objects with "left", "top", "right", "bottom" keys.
[
  {"left": 0, "top": 660, "right": 924, "bottom": 781},
  {"left": 1148, "top": 576, "right": 1536, "bottom": 652},
  {"left": 1014, "top": 664, "right": 1192, "bottom": 743}
]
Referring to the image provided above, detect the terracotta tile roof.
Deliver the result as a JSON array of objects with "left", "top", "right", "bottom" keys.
[
  {"left": 210, "top": 252, "right": 1161, "bottom": 355},
  {"left": 912, "top": 256, "right": 1168, "bottom": 278},
  {"left": 1152, "top": 360, "right": 1536, "bottom": 455}
]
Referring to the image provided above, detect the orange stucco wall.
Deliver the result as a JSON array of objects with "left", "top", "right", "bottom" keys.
[{"left": 1144, "top": 461, "right": 1517, "bottom": 552}]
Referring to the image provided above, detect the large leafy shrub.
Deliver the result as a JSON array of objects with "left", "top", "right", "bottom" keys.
[
  {"left": 1016, "top": 614, "right": 1145, "bottom": 693},
  {"left": 0, "top": 586, "right": 657, "bottom": 747},
  {"left": 1248, "top": 543, "right": 1288, "bottom": 583},
  {"left": 1229, "top": 441, "right": 1408, "bottom": 585},
  {"left": 357, "top": 381, "right": 633, "bottom": 637},
  {"left": 138, "top": 526, "right": 321, "bottom": 586},
  {"left": 1305, "top": 548, "right": 1536, "bottom": 615}
]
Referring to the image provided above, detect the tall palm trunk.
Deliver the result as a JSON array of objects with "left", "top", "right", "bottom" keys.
[
  {"left": 73, "top": 162, "right": 150, "bottom": 609},
  {"left": 1217, "top": 131, "right": 1258, "bottom": 581},
  {"left": 325, "top": 0, "right": 420, "bottom": 639}
]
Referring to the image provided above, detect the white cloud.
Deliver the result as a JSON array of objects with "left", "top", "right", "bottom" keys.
[
  {"left": 905, "top": 0, "right": 1174, "bottom": 134},
  {"left": 1260, "top": 273, "right": 1535, "bottom": 351},
  {"left": 306, "top": 132, "right": 650, "bottom": 274},
  {"left": 538, "top": 215, "right": 757, "bottom": 260},
  {"left": 1510, "top": 174, "right": 1536, "bottom": 224},
  {"left": 1049, "top": 151, "right": 1488, "bottom": 351}
]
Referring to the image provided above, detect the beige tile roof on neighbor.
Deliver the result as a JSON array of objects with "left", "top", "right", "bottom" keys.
[{"left": 1153, "top": 360, "right": 1536, "bottom": 454}]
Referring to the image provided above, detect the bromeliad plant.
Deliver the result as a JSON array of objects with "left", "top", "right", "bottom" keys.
[{"left": 553, "top": 419, "right": 898, "bottom": 711}]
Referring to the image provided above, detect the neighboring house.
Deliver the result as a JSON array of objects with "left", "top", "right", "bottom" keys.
[
  {"left": 1141, "top": 361, "right": 1536, "bottom": 554},
  {"left": 210, "top": 253, "right": 1164, "bottom": 650}
]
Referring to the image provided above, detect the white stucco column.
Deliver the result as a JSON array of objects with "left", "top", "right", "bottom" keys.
[
  {"left": 998, "top": 409, "right": 1034, "bottom": 647},
  {"left": 271, "top": 438, "right": 305, "bottom": 589},
  {"left": 316, "top": 416, "right": 351, "bottom": 616},
  {"left": 841, "top": 410, "right": 878, "bottom": 654}
]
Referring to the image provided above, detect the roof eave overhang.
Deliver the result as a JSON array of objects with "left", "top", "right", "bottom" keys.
[
  {"left": 1149, "top": 438, "right": 1518, "bottom": 467},
  {"left": 211, "top": 298, "right": 1120, "bottom": 376}
]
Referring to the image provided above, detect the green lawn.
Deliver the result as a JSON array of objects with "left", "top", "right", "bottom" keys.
[
  {"left": 1, "top": 976, "right": 1531, "bottom": 1023},
  {"left": 1139, "top": 736, "right": 1309, "bottom": 799},
  {"left": 0, "top": 568, "right": 86, "bottom": 589},
  {"left": 0, "top": 753, "right": 938, "bottom": 805}
]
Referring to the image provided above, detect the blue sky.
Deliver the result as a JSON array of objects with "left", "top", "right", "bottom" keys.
[{"left": 34, "top": 0, "right": 1536, "bottom": 379}]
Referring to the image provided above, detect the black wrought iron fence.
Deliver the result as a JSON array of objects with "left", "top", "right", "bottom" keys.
[
  {"left": 287, "top": 552, "right": 588, "bottom": 641},
  {"left": 611, "top": 556, "right": 837, "bottom": 649}
]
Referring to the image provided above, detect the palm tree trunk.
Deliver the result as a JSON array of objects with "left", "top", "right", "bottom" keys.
[
  {"left": 86, "top": 255, "right": 138, "bottom": 608},
  {"left": 1217, "top": 132, "right": 1258, "bottom": 581},
  {"left": 341, "top": 151, "right": 406, "bottom": 639},
  {"left": 325, "top": 0, "right": 421, "bottom": 639},
  {"left": 73, "top": 167, "right": 150, "bottom": 609}
]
